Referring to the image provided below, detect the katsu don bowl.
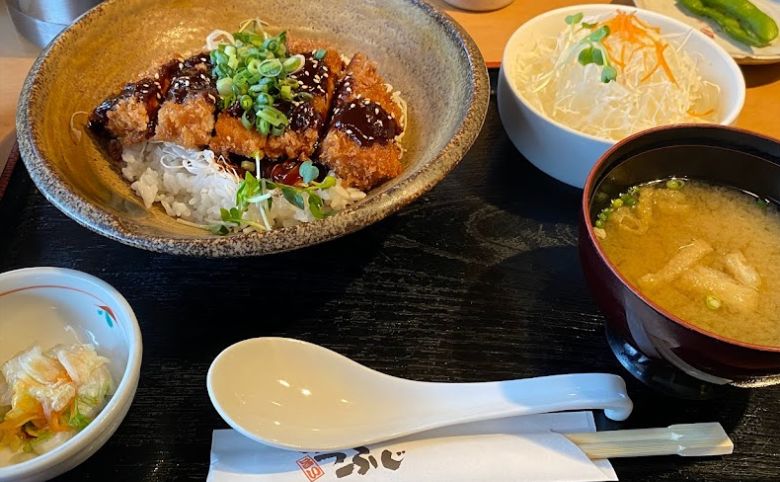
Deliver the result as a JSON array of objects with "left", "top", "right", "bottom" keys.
[{"left": 16, "top": 0, "right": 488, "bottom": 256}]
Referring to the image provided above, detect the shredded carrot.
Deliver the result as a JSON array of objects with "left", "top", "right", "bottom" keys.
[
  {"left": 600, "top": 11, "right": 677, "bottom": 85},
  {"left": 688, "top": 107, "right": 715, "bottom": 117},
  {"left": 654, "top": 41, "right": 677, "bottom": 86}
]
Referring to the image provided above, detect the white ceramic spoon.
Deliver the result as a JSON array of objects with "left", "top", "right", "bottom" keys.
[{"left": 207, "top": 337, "right": 633, "bottom": 451}]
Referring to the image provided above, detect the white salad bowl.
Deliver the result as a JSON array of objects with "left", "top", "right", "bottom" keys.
[
  {"left": 0, "top": 267, "right": 142, "bottom": 482},
  {"left": 497, "top": 4, "right": 745, "bottom": 189}
]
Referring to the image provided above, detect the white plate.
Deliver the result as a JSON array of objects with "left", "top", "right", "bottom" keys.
[{"left": 634, "top": 0, "right": 780, "bottom": 64}]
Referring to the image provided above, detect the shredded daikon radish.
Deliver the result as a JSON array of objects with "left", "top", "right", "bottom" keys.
[{"left": 511, "top": 11, "right": 720, "bottom": 141}]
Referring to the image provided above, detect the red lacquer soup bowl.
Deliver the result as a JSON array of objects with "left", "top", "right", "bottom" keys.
[{"left": 579, "top": 124, "right": 780, "bottom": 398}]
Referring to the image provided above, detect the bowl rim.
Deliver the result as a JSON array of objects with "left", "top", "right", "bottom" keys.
[
  {"left": 15, "top": 0, "right": 490, "bottom": 257},
  {"left": 500, "top": 4, "right": 746, "bottom": 146},
  {"left": 0, "top": 267, "right": 143, "bottom": 478},
  {"left": 581, "top": 123, "right": 780, "bottom": 354}
]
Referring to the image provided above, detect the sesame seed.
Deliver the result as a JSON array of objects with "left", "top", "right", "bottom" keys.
[
  {"left": 375, "top": 108, "right": 379, "bottom": 114},
  {"left": 349, "top": 103, "right": 355, "bottom": 108},
  {"left": 178, "top": 63, "right": 184, "bottom": 69},
  {"left": 346, "top": 129, "right": 353, "bottom": 135},
  {"left": 154, "top": 73, "right": 159, "bottom": 79}
]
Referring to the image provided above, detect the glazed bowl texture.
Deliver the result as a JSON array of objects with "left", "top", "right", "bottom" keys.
[
  {"left": 17, "top": 0, "right": 489, "bottom": 256},
  {"left": 497, "top": 4, "right": 745, "bottom": 188},
  {"left": 0, "top": 267, "right": 142, "bottom": 481},
  {"left": 579, "top": 125, "right": 780, "bottom": 397}
]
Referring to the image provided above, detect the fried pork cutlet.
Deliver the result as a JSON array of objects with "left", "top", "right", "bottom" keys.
[
  {"left": 209, "top": 38, "right": 344, "bottom": 160},
  {"left": 88, "top": 59, "right": 179, "bottom": 145},
  {"left": 153, "top": 54, "right": 218, "bottom": 148},
  {"left": 318, "top": 53, "right": 404, "bottom": 191}
]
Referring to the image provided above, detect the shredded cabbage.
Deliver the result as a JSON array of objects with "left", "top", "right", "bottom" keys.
[{"left": 511, "top": 11, "right": 720, "bottom": 141}]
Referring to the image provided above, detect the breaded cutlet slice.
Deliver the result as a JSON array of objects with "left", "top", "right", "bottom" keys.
[
  {"left": 154, "top": 53, "right": 218, "bottom": 148},
  {"left": 318, "top": 53, "right": 404, "bottom": 191},
  {"left": 209, "top": 38, "right": 344, "bottom": 160},
  {"left": 89, "top": 59, "right": 180, "bottom": 145}
]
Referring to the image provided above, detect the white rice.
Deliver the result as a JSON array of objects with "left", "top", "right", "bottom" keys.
[{"left": 121, "top": 142, "right": 366, "bottom": 230}]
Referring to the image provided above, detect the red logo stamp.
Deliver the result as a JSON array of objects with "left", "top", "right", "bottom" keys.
[{"left": 297, "top": 455, "right": 325, "bottom": 482}]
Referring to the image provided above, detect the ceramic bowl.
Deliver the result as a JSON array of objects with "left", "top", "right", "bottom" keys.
[
  {"left": 579, "top": 125, "right": 780, "bottom": 399},
  {"left": 16, "top": 0, "right": 489, "bottom": 256},
  {"left": 497, "top": 4, "right": 745, "bottom": 188},
  {"left": 0, "top": 267, "right": 142, "bottom": 481}
]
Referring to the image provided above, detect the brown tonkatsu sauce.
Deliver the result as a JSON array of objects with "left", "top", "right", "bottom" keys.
[
  {"left": 290, "top": 52, "right": 330, "bottom": 96},
  {"left": 88, "top": 77, "right": 164, "bottom": 138},
  {"left": 166, "top": 54, "right": 216, "bottom": 104},
  {"left": 278, "top": 101, "right": 317, "bottom": 132},
  {"left": 331, "top": 98, "right": 400, "bottom": 147},
  {"left": 88, "top": 54, "right": 213, "bottom": 137},
  {"left": 167, "top": 73, "right": 216, "bottom": 104}
]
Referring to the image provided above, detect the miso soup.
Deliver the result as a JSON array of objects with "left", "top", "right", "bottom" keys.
[{"left": 595, "top": 179, "right": 780, "bottom": 346}]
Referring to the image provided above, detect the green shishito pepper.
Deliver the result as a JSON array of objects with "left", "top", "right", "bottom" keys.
[{"left": 679, "top": 0, "right": 778, "bottom": 47}]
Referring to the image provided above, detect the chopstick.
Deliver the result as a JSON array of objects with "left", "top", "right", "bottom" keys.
[{"left": 564, "top": 423, "right": 734, "bottom": 459}]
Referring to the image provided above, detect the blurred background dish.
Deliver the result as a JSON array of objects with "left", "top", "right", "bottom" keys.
[
  {"left": 442, "top": 0, "right": 514, "bottom": 12},
  {"left": 15, "top": 0, "right": 489, "bottom": 257},
  {"left": 0, "top": 267, "right": 142, "bottom": 481},
  {"left": 7, "top": 0, "right": 102, "bottom": 48},
  {"left": 497, "top": 4, "right": 745, "bottom": 188},
  {"left": 634, "top": 0, "right": 780, "bottom": 65},
  {"left": 579, "top": 124, "right": 780, "bottom": 399}
]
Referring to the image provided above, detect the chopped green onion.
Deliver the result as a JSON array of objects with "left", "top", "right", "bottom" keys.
[
  {"left": 257, "top": 118, "right": 270, "bottom": 135},
  {"left": 279, "top": 85, "right": 293, "bottom": 102},
  {"left": 209, "top": 24, "right": 307, "bottom": 137},
  {"left": 666, "top": 178, "right": 685, "bottom": 190},
  {"left": 240, "top": 95, "right": 254, "bottom": 111},
  {"left": 258, "top": 58, "right": 283, "bottom": 77},
  {"left": 256, "top": 105, "right": 288, "bottom": 127},
  {"left": 216, "top": 78, "right": 234, "bottom": 96},
  {"left": 240, "top": 160, "right": 256, "bottom": 172},
  {"left": 313, "top": 48, "right": 326, "bottom": 60},
  {"left": 705, "top": 294, "right": 721, "bottom": 310},
  {"left": 283, "top": 54, "right": 304, "bottom": 73},
  {"left": 240, "top": 111, "right": 253, "bottom": 129},
  {"left": 611, "top": 198, "right": 624, "bottom": 208}
]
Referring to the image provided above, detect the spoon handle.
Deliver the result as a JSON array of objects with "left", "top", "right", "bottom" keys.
[{"left": 425, "top": 373, "right": 633, "bottom": 423}]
